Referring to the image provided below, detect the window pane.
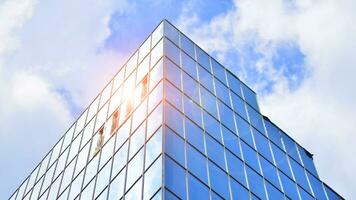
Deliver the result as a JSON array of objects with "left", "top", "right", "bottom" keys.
[
  {"left": 165, "top": 156, "right": 187, "bottom": 200},
  {"left": 145, "top": 128, "right": 162, "bottom": 170},
  {"left": 143, "top": 156, "right": 162, "bottom": 200},
  {"left": 164, "top": 57, "right": 181, "bottom": 89},
  {"left": 241, "top": 83, "right": 259, "bottom": 111},
  {"left": 185, "top": 118, "right": 205, "bottom": 154},
  {"left": 129, "top": 121, "right": 145, "bottom": 160},
  {"left": 165, "top": 80, "right": 182, "bottom": 111},
  {"left": 182, "top": 72, "right": 200, "bottom": 104},
  {"left": 68, "top": 170, "right": 84, "bottom": 200},
  {"left": 246, "top": 166, "right": 266, "bottom": 199},
  {"left": 217, "top": 100, "right": 235, "bottom": 132},
  {"left": 83, "top": 156, "right": 99, "bottom": 187},
  {"left": 196, "top": 47, "right": 210, "bottom": 72},
  {"left": 206, "top": 135, "right": 226, "bottom": 170},
  {"left": 112, "top": 142, "right": 128, "bottom": 179},
  {"left": 200, "top": 86, "right": 218, "bottom": 118},
  {"left": 271, "top": 143, "right": 293, "bottom": 178},
  {"left": 230, "top": 92, "right": 248, "bottom": 121},
  {"left": 126, "top": 148, "right": 144, "bottom": 190},
  {"left": 198, "top": 66, "right": 214, "bottom": 93},
  {"left": 165, "top": 127, "right": 185, "bottom": 167},
  {"left": 235, "top": 115, "right": 254, "bottom": 147},
  {"left": 180, "top": 34, "right": 195, "bottom": 59},
  {"left": 139, "top": 37, "right": 151, "bottom": 64},
  {"left": 247, "top": 105, "right": 265, "bottom": 134},
  {"left": 181, "top": 51, "right": 197, "bottom": 79},
  {"left": 279, "top": 170, "right": 299, "bottom": 200},
  {"left": 108, "top": 168, "right": 125, "bottom": 200},
  {"left": 241, "top": 141, "right": 260, "bottom": 173},
  {"left": 164, "top": 102, "right": 183, "bottom": 137},
  {"left": 266, "top": 181, "right": 284, "bottom": 200},
  {"left": 147, "top": 104, "right": 162, "bottom": 139},
  {"left": 226, "top": 72, "right": 242, "bottom": 97},
  {"left": 74, "top": 141, "right": 90, "bottom": 177},
  {"left": 95, "top": 161, "right": 111, "bottom": 197},
  {"left": 215, "top": 79, "right": 231, "bottom": 106},
  {"left": 150, "top": 58, "right": 163, "bottom": 92},
  {"left": 253, "top": 129, "right": 273, "bottom": 162},
  {"left": 126, "top": 178, "right": 143, "bottom": 200},
  {"left": 188, "top": 174, "right": 209, "bottom": 200},
  {"left": 184, "top": 95, "right": 202, "bottom": 126},
  {"left": 211, "top": 59, "right": 227, "bottom": 85},
  {"left": 203, "top": 112, "right": 221, "bottom": 142},
  {"left": 152, "top": 22, "right": 163, "bottom": 48},
  {"left": 289, "top": 158, "right": 311, "bottom": 193},
  {"left": 259, "top": 155, "right": 281, "bottom": 190},
  {"left": 226, "top": 151, "right": 246, "bottom": 187},
  {"left": 222, "top": 126, "right": 241, "bottom": 159},
  {"left": 163, "top": 21, "right": 179, "bottom": 46},
  {"left": 230, "top": 178, "right": 249, "bottom": 200},
  {"left": 208, "top": 161, "right": 230, "bottom": 199},
  {"left": 164, "top": 38, "right": 180, "bottom": 66},
  {"left": 148, "top": 80, "right": 163, "bottom": 113},
  {"left": 186, "top": 144, "right": 208, "bottom": 185},
  {"left": 151, "top": 39, "right": 164, "bottom": 70}
]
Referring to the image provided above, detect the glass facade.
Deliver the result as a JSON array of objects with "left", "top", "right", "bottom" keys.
[{"left": 9, "top": 20, "right": 343, "bottom": 200}]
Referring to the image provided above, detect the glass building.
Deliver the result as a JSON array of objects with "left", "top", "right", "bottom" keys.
[{"left": 9, "top": 20, "right": 343, "bottom": 200}]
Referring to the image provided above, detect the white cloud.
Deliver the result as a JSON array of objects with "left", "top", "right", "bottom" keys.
[
  {"left": 0, "top": 0, "right": 130, "bottom": 198},
  {"left": 176, "top": 0, "right": 356, "bottom": 198}
]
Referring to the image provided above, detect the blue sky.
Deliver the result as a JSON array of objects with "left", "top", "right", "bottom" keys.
[{"left": 1, "top": 0, "right": 356, "bottom": 199}]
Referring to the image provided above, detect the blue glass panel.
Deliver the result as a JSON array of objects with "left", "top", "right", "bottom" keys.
[
  {"left": 208, "top": 161, "right": 230, "bottom": 200},
  {"left": 211, "top": 191, "right": 224, "bottom": 200},
  {"left": 217, "top": 100, "right": 235, "bottom": 132},
  {"left": 145, "top": 128, "right": 162, "bottom": 170},
  {"left": 143, "top": 156, "right": 162, "bottom": 200},
  {"left": 308, "top": 172, "right": 327, "bottom": 200},
  {"left": 126, "top": 148, "right": 144, "bottom": 190},
  {"left": 164, "top": 189, "right": 180, "bottom": 200},
  {"left": 230, "top": 178, "right": 249, "bottom": 200},
  {"left": 271, "top": 143, "right": 293, "bottom": 178},
  {"left": 180, "top": 34, "right": 195, "bottom": 59},
  {"left": 203, "top": 111, "right": 222, "bottom": 142},
  {"left": 164, "top": 103, "right": 184, "bottom": 137},
  {"left": 184, "top": 95, "right": 202, "bottom": 126},
  {"left": 222, "top": 126, "right": 241, "bottom": 158},
  {"left": 241, "top": 141, "right": 260, "bottom": 173},
  {"left": 298, "top": 186, "right": 314, "bottom": 200},
  {"left": 281, "top": 135, "right": 301, "bottom": 164},
  {"left": 246, "top": 105, "right": 265, "bottom": 135},
  {"left": 198, "top": 66, "right": 214, "bottom": 93},
  {"left": 264, "top": 120, "right": 283, "bottom": 148},
  {"left": 230, "top": 92, "right": 248, "bottom": 121},
  {"left": 226, "top": 72, "right": 242, "bottom": 97},
  {"left": 253, "top": 129, "right": 273, "bottom": 162},
  {"left": 185, "top": 119, "right": 205, "bottom": 154},
  {"left": 211, "top": 59, "right": 227, "bottom": 85},
  {"left": 165, "top": 127, "right": 185, "bottom": 167},
  {"left": 163, "top": 21, "right": 179, "bottom": 45},
  {"left": 289, "top": 158, "right": 311, "bottom": 193},
  {"left": 181, "top": 52, "right": 197, "bottom": 79},
  {"left": 186, "top": 144, "right": 208, "bottom": 184},
  {"left": 165, "top": 80, "right": 182, "bottom": 111},
  {"left": 226, "top": 151, "right": 246, "bottom": 187},
  {"left": 241, "top": 83, "right": 259, "bottom": 111},
  {"left": 214, "top": 79, "right": 231, "bottom": 107},
  {"left": 279, "top": 171, "right": 299, "bottom": 200},
  {"left": 325, "top": 184, "right": 342, "bottom": 200},
  {"left": 246, "top": 166, "right": 266, "bottom": 200},
  {"left": 182, "top": 72, "right": 200, "bottom": 104},
  {"left": 196, "top": 47, "right": 211, "bottom": 72},
  {"left": 298, "top": 145, "right": 318, "bottom": 177},
  {"left": 200, "top": 86, "right": 218, "bottom": 119},
  {"left": 206, "top": 135, "right": 226, "bottom": 170},
  {"left": 164, "top": 58, "right": 181, "bottom": 89},
  {"left": 164, "top": 39, "right": 180, "bottom": 66},
  {"left": 188, "top": 174, "right": 209, "bottom": 200},
  {"left": 266, "top": 181, "right": 284, "bottom": 200},
  {"left": 165, "top": 156, "right": 187, "bottom": 200},
  {"left": 259, "top": 155, "right": 281, "bottom": 190},
  {"left": 235, "top": 115, "right": 254, "bottom": 147}
]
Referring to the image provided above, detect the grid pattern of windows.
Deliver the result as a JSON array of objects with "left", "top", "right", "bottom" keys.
[{"left": 10, "top": 20, "right": 342, "bottom": 200}]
